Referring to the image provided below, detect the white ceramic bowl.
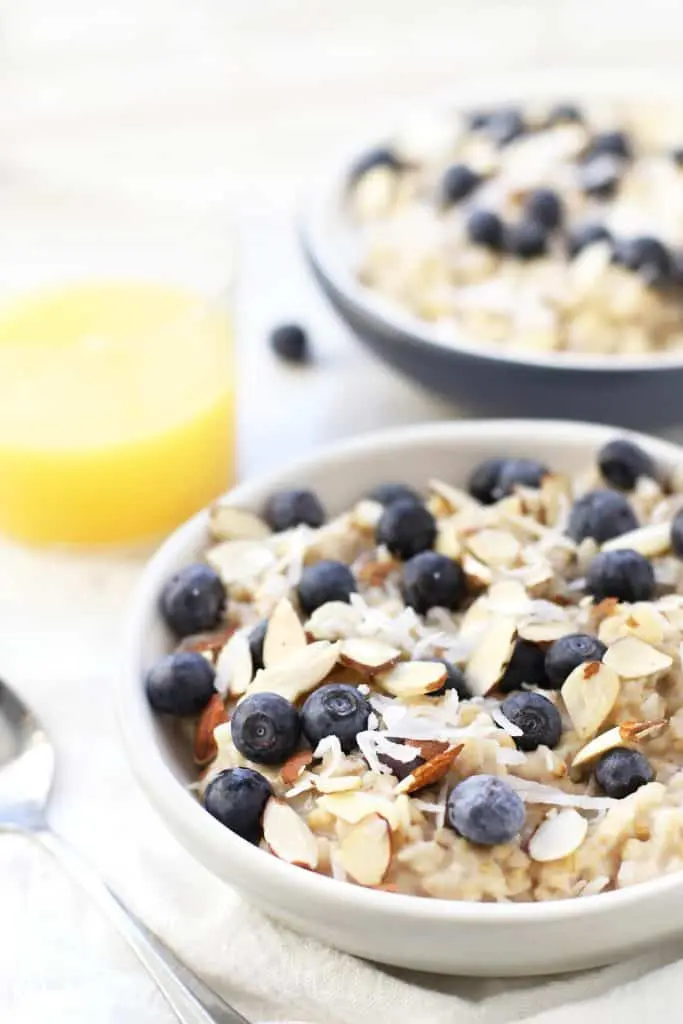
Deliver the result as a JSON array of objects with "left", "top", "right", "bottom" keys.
[{"left": 121, "top": 419, "right": 683, "bottom": 977}]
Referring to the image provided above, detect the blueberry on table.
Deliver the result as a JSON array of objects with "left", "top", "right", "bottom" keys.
[
  {"left": 586, "top": 130, "right": 633, "bottom": 161},
  {"left": 466, "top": 209, "right": 505, "bottom": 251},
  {"left": 671, "top": 508, "right": 683, "bottom": 558},
  {"left": 585, "top": 549, "right": 656, "bottom": 603},
  {"left": 594, "top": 748, "right": 654, "bottom": 799},
  {"left": 505, "top": 219, "right": 548, "bottom": 259},
  {"left": 494, "top": 458, "right": 548, "bottom": 499},
  {"left": 301, "top": 683, "right": 372, "bottom": 753},
  {"left": 349, "top": 145, "right": 403, "bottom": 182},
  {"left": 401, "top": 551, "right": 467, "bottom": 614},
  {"left": 446, "top": 774, "right": 525, "bottom": 846},
  {"left": 376, "top": 499, "right": 437, "bottom": 560},
  {"left": 467, "top": 457, "right": 506, "bottom": 505},
  {"left": 367, "top": 482, "right": 422, "bottom": 507},
  {"left": 567, "top": 222, "right": 613, "bottom": 258},
  {"left": 498, "top": 639, "right": 549, "bottom": 693},
  {"left": 269, "top": 323, "right": 311, "bottom": 364},
  {"left": 545, "top": 633, "right": 607, "bottom": 688},
  {"left": 248, "top": 619, "right": 268, "bottom": 672},
  {"left": 500, "top": 692, "right": 562, "bottom": 751},
  {"left": 297, "top": 560, "right": 357, "bottom": 615},
  {"left": 524, "top": 188, "right": 563, "bottom": 231},
  {"left": 613, "top": 237, "right": 673, "bottom": 287},
  {"left": 231, "top": 691, "right": 301, "bottom": 765},
  {"left": 567, "top": 489, "right": 638, "bottom": 544},
  {"left": 546, "top": 102, "right": 583, "bottom": 126},
  {"left": 145, "top": 652, "right": 216, "bottom": 716},
  {"left": 263, "top": 488, "right": 326, "bottom": 532},
  {"left": 426, "top": 658, "right": 469, "bottom": 699},
  {"left": 598, "top": 438, "right": 658, "bottom": 492},
  {"left": 204, "top": 767, "right": 273, "bottom": 843},
  {"left": 440, "top": 163, "right": 482, "bottom": 205},
  {"left": 160, "top": 564, "right": 227, "bottom": 639}
]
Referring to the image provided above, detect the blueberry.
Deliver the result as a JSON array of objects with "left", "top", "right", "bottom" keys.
[
  {"left": 446, "top": 774, "right": 525, "bottom": 846},
  {"left": 350, "top": 145, "right": 403, "bottom": 182},
  {"left": 367, "top": 482, "right": 422, "bottom": 507},
  {"left": 145, "top": 651, "right": 216, "bottom": 715},
  {"left": 587, "top": 130, "right": 633, "bottom": 161},
  {"left": 578, "top": 155, "right": 622, "bottom": 199},
  {"left": 467, "top": 457, "right": 506, "bottom": 505},
  {"left": 441, "top": 163, "right": 482, "bottom": 205},
  {"left": 297, "top": 560, "right": 357, "bottom": 616},
  {"left": 248, "top": 619, "right": 268, "bottom": 672},
  {"left": 598, "top": 438, "right": 658, "bottom": 491},
  {"left": 231, "top": 691, "right": 301, "bottom": 765},
  {"left": 567, "top": 222, "right": 613, "bottom": 260},
  {"left": 376, "top": 499, "right": 437, "bottom": 560},
  {"left": 494, "top": 457, "right": 548, "bottom": 499},
  {"left": 671, "top": 508, "right": 683, "bottom": 557},
  {"left": 545, "top": 633, "right": 607, "bottom": 688},
  {"left": 505, "top": 219, "right": 548, "bottom": 259},
  {"left": 204, "top": 767, "right": 273, "bottom": 844},
  {"left": 546, "top": 102, "right": 583, "bottom": 126},
  {"left": 484, "top": 108, "right": 526, "bottom": 147},
  {"left": 524, "top": 189, "right": 563, "bottom": 231},
  {"left": 269, "top": 323, "right": 311, "bottom": 364},
  {"left": 160, "top": 564, "right": 227, "bottom": 639},
  {"left": 401, "top": 551, "right": 467, "bottom": 614},
  {"left": 594, "top": 748, "right": 654, "bottom": 799},
  {"left": 426, "top": 658, "right": 469, "bottom": 698},
  {"left": 500, "top": 691, "right": 562, "bottom": 751},
  {"left": 467, "top": 209, "right": 505, "bottom": 251},
  {"left": 263, "top": 489, "right": 326, "bottom": 532},
  {"left": 301, "top": 683, "right": 371, "bottom": 753},
  {"left": 613, "top": 236, "right": 673, "bottom": 287},
  {"left": 586, "top": 549, "right": 656, "bottom": 603},
  {"left": 567, "top": 489, "right": 638, "bottom": 544},
  {"left": 497, "top": 639, "right": 549, "bottom": 693}
]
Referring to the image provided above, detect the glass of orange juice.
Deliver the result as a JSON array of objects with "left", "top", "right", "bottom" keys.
[{"left": 0, "top": 223, "right": 235, "bottom": 547}]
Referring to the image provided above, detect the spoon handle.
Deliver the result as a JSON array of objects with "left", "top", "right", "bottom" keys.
[{"left": 34, "top": 828, "right": 250, "bottom": 1024}]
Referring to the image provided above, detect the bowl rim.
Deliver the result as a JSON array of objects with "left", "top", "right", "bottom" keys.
[
  {"left": 299, "top": 68, "right": 683, "bottom": 375},
  {"left": 121, "top": 418, "right": 683, "bottom": 926}
]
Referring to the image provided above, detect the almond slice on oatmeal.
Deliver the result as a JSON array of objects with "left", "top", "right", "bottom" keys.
[
  {"left": 428, "top": 478, "right": 478, "bottom": 513},
  {"left": 375, "top": 660, "right": 447, "bottom": 698},
  {"left": 207, "top": 539, "right": 276, "bottom": 585},
  {"left": 350, "top": 499, "right": 384, "bottom": 531},
  {"left": 314, "top": 775, "right": 363, "bottom": 794},
  {"left": 214, "top": 630, "right": 254, "bottom": 698},
  {"left": 466, "top": 615, "right": 517, "bottom": 696},
  {"left": 459, "top": 595, "right": 492, "bottom": 636},
  {"left": 528, "top": 809, "right": 588, "bottom": 863},
  {"left": 208, "top": 503, "right": 271, "bottom": 542},
  {"left": 245, "top": 640, "right": 342, "bottom": 703},
  {"left": 601, "top": 521, "right": 671, "bottom": 558},
  {"left": 603, "top": 635, "right": 673, "bottom": 679},
  {"left": 598, "top": 603, "right": 667, "bottom": 646},
  {"left": 487, "top": 579, "right": 530, "bottom": 613},
  {"left": 540, "top": 473, "right": 571, "bottom": 527},
  {"left": 263, "top": 598, "right": 308, "bottom": 667},
  {"left": 316, "top": 791, "right": 401, "bottom": 830},
  {"left": 462, "top": 552, "right": 494, "bottom": 589},
  {"left": 340, "top": 637, "right": 401, "bottom": 675},
  {"left": 394, "top": 743, "right": 463, "bottom": 795},
  {"left": 435, "top": 519, "right": 462, "bottom": 560},
  {"left": 466, "top": 528, "right": 521, "bottom": 568},
  {"left": 280, "top": 750, "right": 314, "bottom": 785},
  {"left": 517, "top": 619, "right": 574, "bottom": 644},
  {"left": 337, "top": 813, "right": 392, "bottom": 886},
  {"left": 263, "top": 798, "right": 319, "bottom": 869},
  {"left": 571, "top": 719, "right": 667, "bottom": 770},
  {"left": 561, "top": 660, "right": 620, "bottom": 740},
  {"left": 305, "top": 601, "right": 363, "bottom": 641},
  {"left": 193, "top": 694, "right": 228, "bottom": 766}
]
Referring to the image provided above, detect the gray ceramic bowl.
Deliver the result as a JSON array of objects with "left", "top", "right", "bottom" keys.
[{"left": 300, "top": 82, "right": 683, "bottom": 432}]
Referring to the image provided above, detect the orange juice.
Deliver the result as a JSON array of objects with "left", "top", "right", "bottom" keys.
[{"left": 0, "top": 282, "right": 234, "bottom": 545}]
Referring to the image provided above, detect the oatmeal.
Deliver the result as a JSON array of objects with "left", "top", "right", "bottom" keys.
[
  {"left": 348, "top": 102, "right": 683, "bottom": 355},
  {"left": 146, "top": 437, "right": 683, "bottom": 902}
]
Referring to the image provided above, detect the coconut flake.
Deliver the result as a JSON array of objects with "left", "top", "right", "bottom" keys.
[
  {"left": 490, "top": 705, "right": 524, "bottom": 737},
  {"left": 505, "top": 776, "right": 617, "bottom": 811}
]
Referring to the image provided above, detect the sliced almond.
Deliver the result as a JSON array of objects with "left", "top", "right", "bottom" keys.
[
  {"left": 263, "top": 598, "right": 307, "bottom": 667},
  {"left": 340, "top": 637, "right": 401, "bottom": 675},
  {"left": 619, "top": 718, "right": 667, "bottom": 741},
  {"left": 214, "top": 631, "right": 254, "bottom": 697},
  {"left": 487, "top": 579, "right": 530, "bottom": 613},
  {"left": 263, "top": 798, "right": 319, "bottom": 869},
  {"left": 561, "top": 660, "right": 620, "bottom": 740},
  {"left": 350, "top": 499, "right": 384, "bottom": 531},
  {"left": 435, "top": 519, "right": 462, "bottom": 560},
  {"left": 601, "top": 521, "right": 671, "bottom": 558},
  {"left": 337, "top": 813, "right": 392, "bottom": 886},
  {"left": 305, "top": 601, "right": 363, "bottom": 641},
  {"left": 355, "top": 558, "right": 399, "bottom": 587},
  {"left": 467, "top": 529, "right": 521, "bottom": 568},
  {"left": 280, "top": 750, "right": 314, "bottom": 785},
  {"left": 394, "top": 744, "right": 463, "bottom": 794},
  {"left": 517, "top": 619, "right": 574, "bottom": 644},
  {"left": 316, "top": 791, "right": 401, "bottom": 830},
  {"left": 314, "top": 775, "right": 363, "bottom": 794},
  {"left": 540, "top": 473, "right": 571, "bottom": 527},
  {"left": 528, "top": 809, "right": 588, "bottom": 863},
  {"left": 600, "top": 602, "right": 667, "bottom": 646},
  {"left": 404, "top": 738, "right": 450, "bottom": 760},
  {"left": 603, "top": 635, "right": 673, "bottom": 679},
  {"left": 245, "top": 640, "right": 341, "bottom": 703},
  {"left": 466, "top": 616, "right": 517, "bottom": 696},
  {"left": 428, "top": 478, "right": 477, "bottom": 513},
  {"left": 206, "top": 540, "right": 276, "bottom": 584},
  {"left": 193, "top": 694, "right": 228, "bottom": 766},
  {"left": 462, "top": 552, "right": 493, "bottom": 589},
  {"left": 571, "top": 719, "right": 666, "bottom": 770},
  {"left": 520, "top": 561, "right": 555, "bottom": 596},
  {"left": 459, "top": 595, "right": 492, "bottom": 636},
  {"left": 209, "top": 503, "right": 271, "bottom": 542},
  {"left": 376, "top": 660, "right": 447, "bottom": 699}
]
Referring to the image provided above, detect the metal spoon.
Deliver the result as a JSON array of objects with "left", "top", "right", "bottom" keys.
[{"left": 0, "top": 678, "right": 250, "bottom": 1024}]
